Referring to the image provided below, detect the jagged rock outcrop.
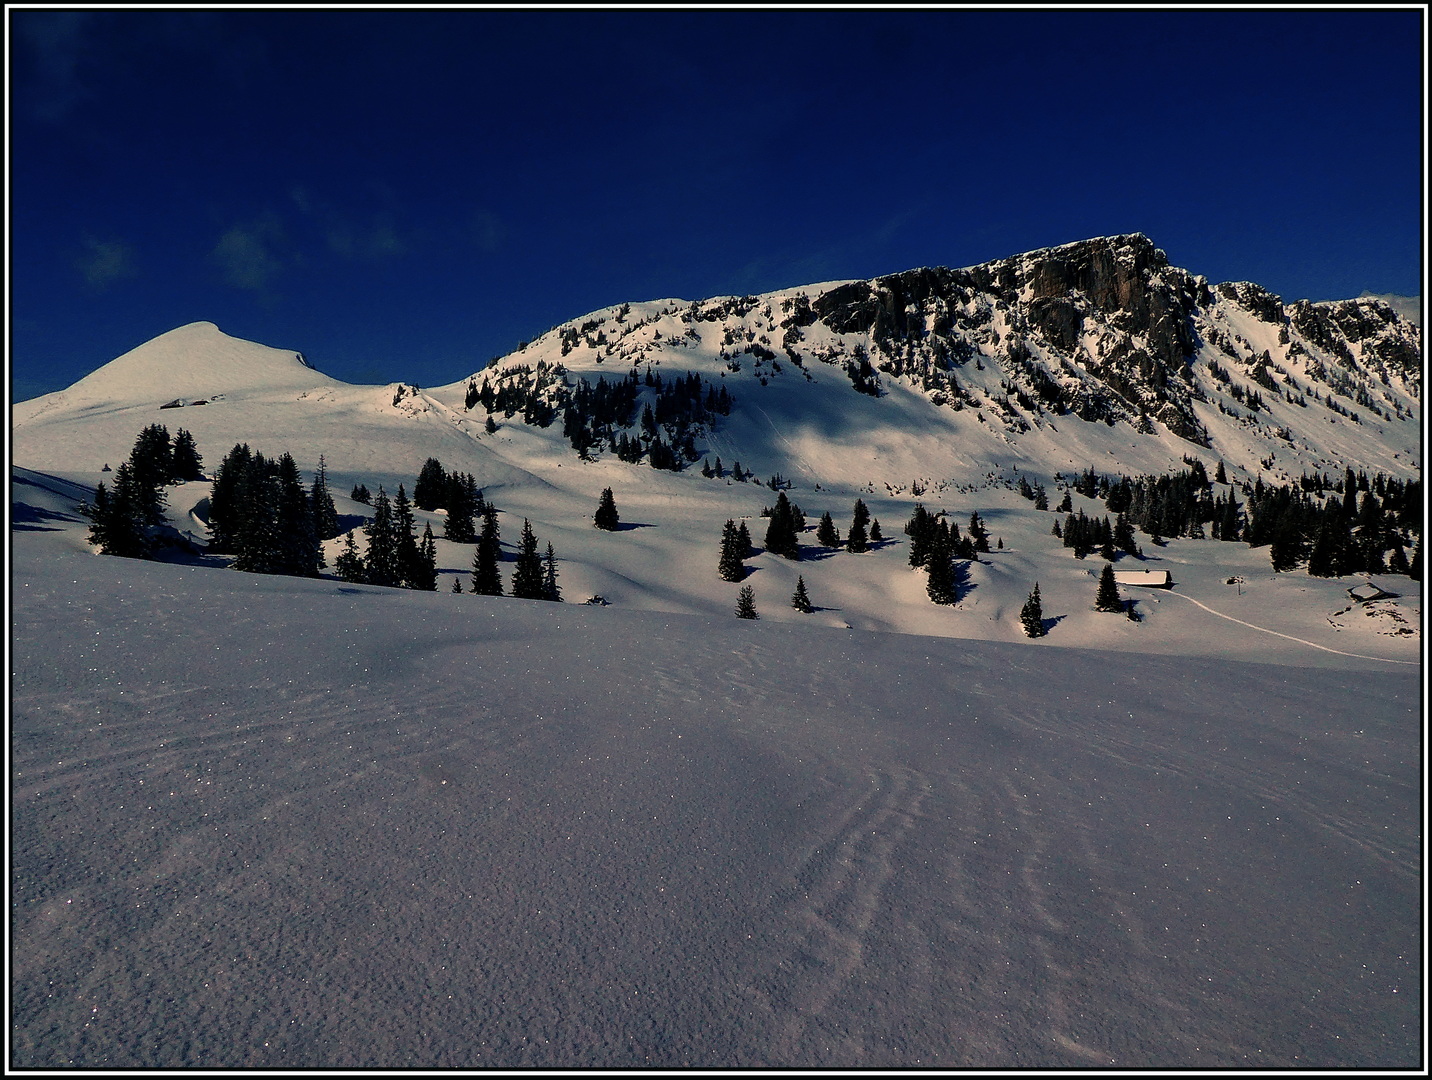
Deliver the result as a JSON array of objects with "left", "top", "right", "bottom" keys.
[{"left": 479, "top": 232, "right": 1420, "bottom": 481}]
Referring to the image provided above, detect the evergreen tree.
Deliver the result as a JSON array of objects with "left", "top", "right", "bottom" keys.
[
  {"left": 351, "top": 483, "right": 371, "bottom": 504},
  {"left": 543, "top": 542, "right": 562, "bottom": 602},
  {"left": 412, "top": 523, "right": 439, "bottom": 591},
  {"left": 413, "top": 458, "right": 448, "bottom": 511},
  {"left": 967, "top": 511, "right": 991, "bottom": 554},
  {"left": 1268, "top": 517, "right": 1306, "bottom": 573},
  {"left": 207, "top": 444, "right": 254, "bottom": 554},
  {"left": 451, "top": 576, "right": 464, "bottom": 593},
  {"left": 391, "top": 485, "right": 424, "bottom": 588},
  {"left": 85, "top": 476, "right": 148, "bottom": 558},
  {"left": 870, "top": 519, "right": 883, "bottom": 543},
  {"left": 737, "top": 520, "right": 754, "bottom": 558},
  {"left": 765, "top": 492, "right": 801, "bottom": 559},
  {"left": 274, "top": 452, "right": 321, "bottom": 577},
  {"left": 1021, "top": 584, "right": 1047, "bottom": 637},
  {"left": 511, "top": 519, "right": 546, "bottom": 599},
  {"left": 363, "top": 487, "right": 401, "bottom": 587},
  {"left": 791, "top": 576, "right": 813, "bottom": 613},
  {"left": 906, "top": 504, "right": 934, "bottom": 568},
  {"left": 233, "top": 467, "right": 283, "bottom": 575},
  {"left": 335, "top": 530, "right": 367, "bottom": 583},
  {"left": 925, "top": 533, "right": 957, "bottom": 606},
  {"left": 846, "top": 499, "right": 870, "bottom": 553},
  {"left": 471, "top": 517, "right": 504, "bottom": 597},
  {"left": 719, "top": 519, "right": 747, "bottom": 582},
  {"left": 736, "top": 584, "right": 758, "bottom": 619},
  {"left": 309, "top": 455, "right": 340, "bottom": 541},
  {"left": 1095, "top": 563, "right": 1123, "bottom": 612},
  {"left": 127, "top": 424, "right": 173, "bottom": 524},
  {"left": 442, "top": 471, "right": 477, "bottom": 543},
  {"left": 170, "top": 428, "right": 204, "bottom": 482},
  {"left": 816, "top": 511, "right": 841, "bottom": 548},
  {"left": 594, "top": 487, "right": 620, "bottom": 531}
]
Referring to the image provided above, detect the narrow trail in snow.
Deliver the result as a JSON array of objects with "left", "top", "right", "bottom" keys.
[
  {"left": 1152, "top": 589, "right": 1418, "bottom": 665},
  {"left": 754, "top": 405, "right": 816, "bottom": 481}
]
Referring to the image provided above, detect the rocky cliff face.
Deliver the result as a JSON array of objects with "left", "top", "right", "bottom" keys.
[
  {"left": 781, "top": 233, "right": 1418, "bottom": 450},
  {"left": 474, "top": 233, "right": 1420, "bottom": 484}
]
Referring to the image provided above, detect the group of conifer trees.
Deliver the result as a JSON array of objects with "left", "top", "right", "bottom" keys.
[
  {"left": 85, "top": 424, "right": 206, "bottom": 558},
  {"left": 207, "top": 445, "right": 343, "bottom": 577},
  {"left": 905, "top": 505, "right": 994, "bottom": 605},
  {"left": 1018, "top": 564, "right": 1138, "bottom": 639},
  {"left": 472, "top": 516, "right": 560, "bottom": 602},
  {"left": 465, "top": 363, "right": 731, "bottom": 473},
  {"left": 332, "top": 484, "right": 438, "bottom": 590},
  {"left": 413, "top": 458, "right": 483, "bottom": 543},
  {"left": 1053, "top": 510, "right": 1142, "bottom": 561},
  {"left": 1057, "top": 462, "right": 1420, "bottom": 577},
  {"left": 336, "top": 456, "right": 562, "bottom": 601}
]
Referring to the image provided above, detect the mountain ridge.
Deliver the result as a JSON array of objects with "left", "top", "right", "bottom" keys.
[{"left": 12, "top": 234, "right": 1421, "bottom": 493}]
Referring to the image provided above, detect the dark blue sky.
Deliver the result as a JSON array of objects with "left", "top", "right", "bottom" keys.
[{"left": 9, "top": 7, "right": 1424, "bottom": 400}]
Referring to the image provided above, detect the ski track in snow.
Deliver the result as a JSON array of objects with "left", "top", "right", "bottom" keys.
[{"left": 1153, "top": 589, "right": 1419, "bottom": 665}]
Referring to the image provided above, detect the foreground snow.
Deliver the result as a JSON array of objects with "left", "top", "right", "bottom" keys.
[{"left": 10, "top": 503, "right": 1421, "bottom": 1067}]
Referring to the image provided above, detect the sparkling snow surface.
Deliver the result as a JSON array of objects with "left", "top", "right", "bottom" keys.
[{"left": 9, "top": 319, "right": 1422, "bottom": 1067}]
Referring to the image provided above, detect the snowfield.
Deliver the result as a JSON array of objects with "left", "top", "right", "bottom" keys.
[
  {"left": 9, "top": 468, "right": 1422, "bottom": 1068},
  {"left": 9, "top": 304, "right": 1423, "bottom": 1068}
]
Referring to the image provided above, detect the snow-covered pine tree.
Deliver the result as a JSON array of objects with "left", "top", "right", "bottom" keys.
[
  {"left": 719, "top": 519, "right": 746, "bottom": 582},
  {"left": 310, "top": 455, "right": 340, "bottom": 542},
  {"left": 736, "top": 584, "right": 758, "bottom": 619},
  {"left": 170, "top": 428, "right": 204, "bottom": 482},
  {"left": 335, "top": 530, "right": 367, "bottom": 583},
  {"left": 1095, "top": 563, "right": 1123, "bottom": 612},
  {"left": 846, "top": 499, "right": 871, "bottom": 553},
  {"left": 764, "top": 492, "right": 801, "bottom": 559},
  {"left": 511, "top": 519, "right": 546, "bottom": 599},
  {"left": 791, "top": 576, "right": 813, "bottom": 613},
  {"left": 816, "top": 511, "right": 840, "bottom": 548},
  {"left": 363, "top": 487, "right": 401, "bottom": 587},
  {"left": 1021, "top": 583, "right": 1046, "bottom": 637},
  {"left": 925, "top": 528, "right": 957, "bottom": 605},
  {"left": 594, "top": 487, "right": 620, "bottom": 531},
  {"left": 543, "top": 542, "right": 562, "bottom": 602}
]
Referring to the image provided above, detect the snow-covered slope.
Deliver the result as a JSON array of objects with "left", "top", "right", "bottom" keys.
[
  {"left": 9, "top": 239, "right": 1423, "bottom": 1068},
  {"left": 11, "top": 504, "right": 1421, "bottom": 1068},
  {"left": 9, "top": 236, "right": 1422, "bottom": 660}
]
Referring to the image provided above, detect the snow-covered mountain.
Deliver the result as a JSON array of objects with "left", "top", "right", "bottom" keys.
[
  {"left": 10, "top": 234, "right": 1422, "bottom": 653},
  {"left": 430, "top": 232, "right": 1419, "bottom": 488},
  {"left": 13, "top": 235, "right": 1422, "bottom": 489},
  {"left": 10, "top": 238, "right": 1422, "bottom": 1068}
]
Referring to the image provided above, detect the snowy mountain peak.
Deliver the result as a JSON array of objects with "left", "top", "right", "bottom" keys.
[{"left": 53, "top": 321, "right": 336, "bottom": 406}]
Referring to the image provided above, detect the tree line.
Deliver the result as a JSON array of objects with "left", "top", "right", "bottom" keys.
[{"left": 84, "top": 424, "right": 206, "bottom": 558}]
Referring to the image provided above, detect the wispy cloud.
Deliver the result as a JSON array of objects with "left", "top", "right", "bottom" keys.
[
  {"left": 75, "top": 235, "right": 137, "bottom": 290},
  {"left": 210, "top": 212, "right": 288, "bottom": 292},
  {"left": 289, "top": 186, "right": 417, "bottom": 262}
]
